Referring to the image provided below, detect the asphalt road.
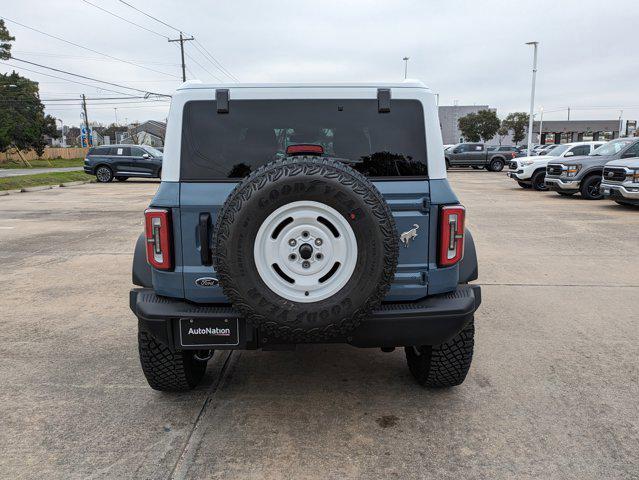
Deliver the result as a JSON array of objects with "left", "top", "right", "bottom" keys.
[
  {"left": 0, "top": 173, "right": 637, "bottom": 480},
  {"left": 0, "top": 166, "right": 84, "bottom": 178}
]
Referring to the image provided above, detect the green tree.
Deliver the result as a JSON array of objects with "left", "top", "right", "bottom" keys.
[
  {"left": 0, "top": 24, "right": 58, "bottom": 158},
  {"left": 458, "top": 112, "right": 481, "bottom": 142},
  {"left": 502, "top": 112, "right": 530, "bottom": 145},
  {"left": 0, "top": 19, "right": 14, "bottom": 60},
  {"left": 458, "top": 109, "right": 501, "bottom": 143},
  {"left": 497, "top": 124, "right": 509, "bottom": 145}
]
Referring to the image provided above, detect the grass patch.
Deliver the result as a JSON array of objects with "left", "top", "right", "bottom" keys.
[
  {"left": 0, "top": 171, "right": 93, "bottom": 191},
  {"left": 0, "top": 158, "right": 85, "bottom": 169}
]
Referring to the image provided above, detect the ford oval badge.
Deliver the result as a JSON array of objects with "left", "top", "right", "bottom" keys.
[{"left": 195, "top": 277, "right": 219, "bottom": 287}]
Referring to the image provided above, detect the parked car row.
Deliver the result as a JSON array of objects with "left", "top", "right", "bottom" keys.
[{"left": 507, "top": 137, "right": 639, "bottom": 206}]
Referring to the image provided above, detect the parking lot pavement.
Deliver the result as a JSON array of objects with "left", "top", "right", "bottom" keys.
[{"left": 0, "top": 173, "right": 637, "bottom": 480}]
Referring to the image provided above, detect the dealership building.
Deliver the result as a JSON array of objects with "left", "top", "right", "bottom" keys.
[
  {"left": 532, "top": 120, "right": 623, "bottom": 144},
  {"left": 439, "top": 105, "right": 632, "bottom": 145}
]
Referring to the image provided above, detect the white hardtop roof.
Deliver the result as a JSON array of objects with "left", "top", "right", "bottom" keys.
[{"left": 176, "top": 79, "right": 429, "bottom": 91}]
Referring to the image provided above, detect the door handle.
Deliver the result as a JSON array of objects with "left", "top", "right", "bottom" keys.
[{"left": 199, "top": 213, "right": 212, "bottom": 266}]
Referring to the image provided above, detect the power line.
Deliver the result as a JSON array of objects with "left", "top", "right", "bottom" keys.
[
  {"left": 80, "top": 0, "right": 170, "bottom": 39},
  {"left": 8, "top": 57, "right": 171, "bottom": 97},
  {"left": 114, "top": 1, "right": 239, "bottom": 82},
  {"left": 12, "top": 50, "right": 180, "bottom": 66},
  {"left": 1, "top": 16, "right": 179, "bottom": 78},
  {"left": 193, "top": 40, "right": 239, "bottom": 82},
  {"left": 3, "top": 62, "right": 136, "bottom": 96},
  {"left": 184, "top": 48, "right": 223, "bottom": 82},
  {"left": 117, "top": 0, "right": 184, "bottom": 33}
]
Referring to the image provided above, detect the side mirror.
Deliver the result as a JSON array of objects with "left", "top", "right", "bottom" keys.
[
  {"left": 564, "top": 151, "right": 574, "bottom": 157},
  {"left": 142, "top": 153, "right": 151, "bottom": 159}
]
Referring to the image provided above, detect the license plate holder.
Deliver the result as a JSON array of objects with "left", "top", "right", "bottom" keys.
[{"left": 179, "top": 317, "right": 239, "bottom": 347}]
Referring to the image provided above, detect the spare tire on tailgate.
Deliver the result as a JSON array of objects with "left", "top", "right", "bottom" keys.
[{"left": 213, "top": 156, "right": 398, "bottom": 342}]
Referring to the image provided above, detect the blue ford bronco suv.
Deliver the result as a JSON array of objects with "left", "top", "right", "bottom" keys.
[{"left": 129, "top": 81, "right": 481, "bottom": 391}]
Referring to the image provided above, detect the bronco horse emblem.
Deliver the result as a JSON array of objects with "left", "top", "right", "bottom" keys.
[{"left": 400, "top": 224, "right": 419, "bottom": 248}]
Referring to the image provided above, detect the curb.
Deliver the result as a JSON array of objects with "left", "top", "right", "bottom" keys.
[
  {"left": 1, "top": 180, "right": 93, "bottom": 196},
  {"left": 21, "top": 185, "right": 53, "bottom": 192},
  {"left": 60, "top": 180, "right": 89, "bottom": 187}
]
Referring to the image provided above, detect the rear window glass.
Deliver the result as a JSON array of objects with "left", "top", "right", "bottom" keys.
[{"left": 180, "top": 99, "right": 427, "bottom": 180}]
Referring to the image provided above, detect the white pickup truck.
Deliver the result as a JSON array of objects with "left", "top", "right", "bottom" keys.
[{"left": 507, "top": 141, "right": 604, "bottom": 190}]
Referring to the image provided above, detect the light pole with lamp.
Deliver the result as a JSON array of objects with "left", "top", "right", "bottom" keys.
[
  {"left": 56, "top": 118, "right": 66, "bottom": 147},
  {"left": 402, "top": 57, "right": 409, "bottom": 79},
  {"left": 525, "top": 41, "right": 539, "bottom": 155}
]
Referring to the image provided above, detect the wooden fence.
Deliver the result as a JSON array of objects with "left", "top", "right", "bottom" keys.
[{"left": 2, "top": 147, "right": 89, "bottom": 162}]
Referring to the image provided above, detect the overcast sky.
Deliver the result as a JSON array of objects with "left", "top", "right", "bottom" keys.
[{"left": 2, "top": 0, "right": 638, "bottom": 128}]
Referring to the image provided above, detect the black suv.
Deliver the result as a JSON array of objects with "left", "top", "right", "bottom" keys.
[{"left": 84, "top": 144, "right": 163, "bottom": 182}]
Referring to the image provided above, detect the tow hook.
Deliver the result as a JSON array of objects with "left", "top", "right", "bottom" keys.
[{"left": 194, "top": 350, "right": 214, "bottom": 362}]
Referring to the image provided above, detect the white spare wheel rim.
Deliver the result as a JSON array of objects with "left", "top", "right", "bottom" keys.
[{"left": 253, "top": 200, "right": 358, "bottom": 303}]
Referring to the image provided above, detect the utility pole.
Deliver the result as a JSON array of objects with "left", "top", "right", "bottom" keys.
[
  {"left": 402, "top": 57, "right": 409, "bottom": 79},
  {"left": 567, "top": 107, "right": 570, "bottom": 121},
  {"left": 619, "top": 110, "right": 623, "bottom": 137},
  {"left": 525, "top": 41, "right": 539, "bottom": 154},
  {"left": 114, "top": 107, "right": 119, "bottom": 126},
  {"left": 81, "top": 94, "right": 91, "bottom": 147},
  {"left": 169, "top": 32, "right": 195, "bottom": 82}
]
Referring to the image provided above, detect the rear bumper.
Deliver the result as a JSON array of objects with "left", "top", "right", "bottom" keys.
[
  {"left": 545, "top": 176, "right": 580, "bottom": 191},
  {"left": 130, "top": 284, "right": 481, "bottom": 349}
]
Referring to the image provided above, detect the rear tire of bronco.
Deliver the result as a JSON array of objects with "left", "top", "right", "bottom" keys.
[
  {"left": 138, "top": 328, "right": 208, "bottom": 391},
  {"left": 405, "top": 318, "right": 474, "bottom": 387}
]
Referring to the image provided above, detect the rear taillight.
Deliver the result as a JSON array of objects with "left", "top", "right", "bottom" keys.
[
  {"left": 286, "top": 144, "right": 324, "bottom": 156},
  {"left": 438, "top": 205, "right": 465, "bottom": 267},
  {"left": 144, "top": 208, "right": 173, "bottom": 270}
]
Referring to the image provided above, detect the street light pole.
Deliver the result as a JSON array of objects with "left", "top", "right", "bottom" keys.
[
  {"left": 56, "top": 118, "right": 66, "bottom": 147},
  {"left": 525, "top": 41, "right": 539, "bottom": 155},
  {"left": 402, "top": 57, "right": 409, "bottom": 79},
  {"left": 114, "top": 107, "right": 118, "bottom": 126}
]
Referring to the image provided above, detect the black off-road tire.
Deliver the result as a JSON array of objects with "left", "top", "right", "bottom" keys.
[
  {"left": 580, "top": 174, "right": 603, "bottom": 200},
  {"left": 405, "top": 319, "right": 475, "bottom": 387},
  {"left": 488, "top": 158, "right": 505, "bottom": 172},
  {"left": 517, "top": 181, "right": 532, "bottom": 189},
  {"left": 531, "top": 170, "right": 548, "bottom": 191},
  {"left": 213, "top": 156, "right": 398, "bottom": 343},
  {"left": 138, "top": 328, "right": 208, "bottom": 391}
]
